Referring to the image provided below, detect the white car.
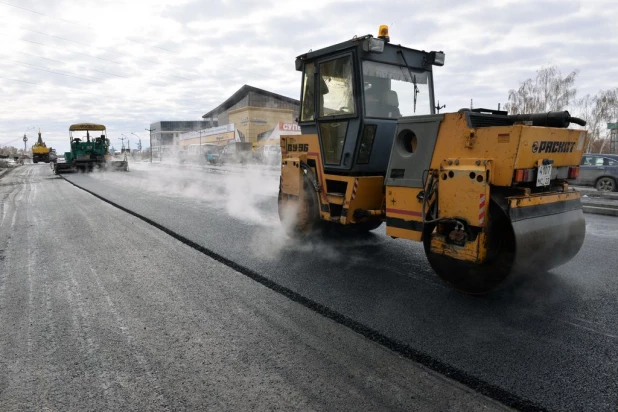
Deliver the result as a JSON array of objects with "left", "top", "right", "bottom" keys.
[{"left": 263, "top": 145, "right": 281, "bottom": 164}]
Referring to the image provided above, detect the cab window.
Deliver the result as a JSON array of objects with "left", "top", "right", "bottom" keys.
[
  {"left": 301, "top": 62, "right": 315, "bottom": 122},
  {"left": 363, "top": 60, "right": 431, "bottom": 117},
  {"left": 318, "top": 56, "right": 355, "bottom": 117}
]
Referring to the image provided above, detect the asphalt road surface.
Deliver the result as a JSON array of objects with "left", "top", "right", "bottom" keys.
[
  {"left": 60, "top": 161, "right": 618, "bottom": 412},
  {"left": 0, "top": 164, "right": 511, "bottom": 411}
]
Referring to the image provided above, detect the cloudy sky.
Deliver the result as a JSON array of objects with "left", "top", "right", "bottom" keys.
[{"left": 1, "top": 0, "right": 616, "bottom": 152}]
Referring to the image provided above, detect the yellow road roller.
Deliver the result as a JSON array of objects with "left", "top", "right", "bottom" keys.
[{"left": 278, "top": 26, "right": 587, "bottom": 294}]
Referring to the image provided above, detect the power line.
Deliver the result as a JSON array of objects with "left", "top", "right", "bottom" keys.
[
  {"left": 0, "top": 3, "right": 292, "bottom": 109},
  {"left": 15, "top": 50, "right": 173, "bottom": 88},
  {"left": 17, "top": 52, "right": 129, "bottom": 78},
  {"left": 16, "top": 35, "right": 239, "bottom": 84},
  {"left": 0, "top": 74, "right": 148, "bottom": 105},
  {"left": 0, "top": 58, "right": 105, "bottom": 83},
  {"left": 0, "top": 73, "right": 216, "bottom": 109},
  {"left": 1, "top": 0, "right": 176, "bottom": 52},
  {"left": 14, "top": 37, "right": 202, "bottom": 84},
  {"left": 20, "top": 39, "right": 123, "bottom": 65},
  {"left": 20, "top": 26, "right": 160, "bottom": 64},
  {"left": 0, "top": 75, "right": 37, "bottom": 85},
  {"left": 16, "top": 38, "right": 261, "bottom": 97},
  {"left": 0, "top": 0, "right": 84, "bottom": 27},
  {"left": 2, "top": 1, "right": 277, "bottom": 81},
  {"left": 14, "top": 40, "right": 195, "bottom": 87}
]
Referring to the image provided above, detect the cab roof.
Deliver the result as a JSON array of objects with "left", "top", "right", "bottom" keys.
[
  {"left": 295, "top": 34, "right": 432, "bottom": 71},
  {"left": 69, "top": 123, "right": 106, "bottom": 131}
]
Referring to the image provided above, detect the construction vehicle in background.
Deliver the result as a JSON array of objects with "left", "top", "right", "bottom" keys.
[
  {"left": 53, "top": 123, "right": 128, "bottom": 173},
  {"left": 31, "top": 129, "right": 51, "bottom": 163},
  {"left": 278, "top": 26, "right": 587, "bottom": 294}
]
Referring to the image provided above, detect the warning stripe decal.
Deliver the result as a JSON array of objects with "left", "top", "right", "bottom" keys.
[{"left": 479, "top": 193, "right": 486, "bottom": 226}]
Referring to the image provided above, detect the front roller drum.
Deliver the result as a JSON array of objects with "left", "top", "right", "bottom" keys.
[
  {"left": 278, "top": 175, "right": 325, "bottom": 237},
  {"left": 423, "top": 200, "right": 586, "bottom": 294}
]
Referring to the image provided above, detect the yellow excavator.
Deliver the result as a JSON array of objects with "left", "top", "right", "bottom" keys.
[
  {"left": 32, "top": 129, "right": 51, "bottom": 163},
  {"left": 278, "top": 26, "right": 587, "bottom": 294}
]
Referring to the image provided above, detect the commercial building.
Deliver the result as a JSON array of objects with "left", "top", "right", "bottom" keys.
[
  {"left": 150, "top": 85, "right": 300, "bottom": 157},
  {"left": 148, "top": 120, "right": 215, "bottom": 155},
  {"left": 201, "top": 85, "right": 300, "bottom": 145},
  {"left": 178, "top": 121, "right": 301, "bottom": 151}
]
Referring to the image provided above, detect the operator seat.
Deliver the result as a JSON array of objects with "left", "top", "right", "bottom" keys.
[{"left": 383, "top": 90, "right": 400, "bottom": 118}]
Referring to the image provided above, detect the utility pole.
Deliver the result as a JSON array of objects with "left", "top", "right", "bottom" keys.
[
  {"left": 119, "top": 135, "right": 128, "bottom": 151},
  {"left": 435, "top": 100, "right": 446, "bottom": 113},
  {"left": 145, "top": 127, "right": 156, "bottom": 163},
  {"left": 22, "top": 126, "right": 34, "bottom": 160}
]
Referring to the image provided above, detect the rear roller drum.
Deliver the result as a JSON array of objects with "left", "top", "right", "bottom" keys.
[{"left": 423, "top": 201, "right": 516, "bottom": 295}]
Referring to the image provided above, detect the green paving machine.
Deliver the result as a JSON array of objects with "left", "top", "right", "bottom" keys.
[{"left": 53, "top": 123, "right": 128, "bottom": 174}]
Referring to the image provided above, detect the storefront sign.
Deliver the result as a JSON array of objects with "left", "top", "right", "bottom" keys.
[
  {"left": 279, "top": 122, "right": 301, "bottom": 132},
  {"left": 179, "top": 124, "right": 235, "bottom": 141}
]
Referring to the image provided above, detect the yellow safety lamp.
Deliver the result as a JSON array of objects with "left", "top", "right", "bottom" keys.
[{"left": 378, "top": 25, "right": 390, "bottom": 43}]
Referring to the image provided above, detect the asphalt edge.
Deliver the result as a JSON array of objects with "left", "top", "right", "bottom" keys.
[{"left": 60, "top": 175, "right": 545, "bottom": 412}]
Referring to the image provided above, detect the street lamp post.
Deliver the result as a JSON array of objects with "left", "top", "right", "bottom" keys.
[
  {"left": 198, "top": 129, "right": 203, "bottom": 163},
  {"left": 145, "top": 127, "right": 156, "bottom": 163},
  {"left": 130, "top": 133, "right": 142, "bottom": 154}
]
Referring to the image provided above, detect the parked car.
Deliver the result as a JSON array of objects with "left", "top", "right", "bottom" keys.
[
  {"left": 572, "top": 153, "right": 618, "bottom": 192},
  {"left": 262, "top": 144, "right": 281, "bottom": 165},
  {"left": 220, "top": 142, "right": 253, "bottom": 164}
]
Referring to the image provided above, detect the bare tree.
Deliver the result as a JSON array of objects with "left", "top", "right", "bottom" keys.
[
  {"left": 504, "top": 65, "right": 618, "bottom": 153},
  {"left": 574, "top": 88, "right": 618, "bottom": 153},
  {"left": 575, "top": 94, "right": 602, "bottom": 152},
  {"left": 504, "top": 65, "right": 579, "bottom": 115}
]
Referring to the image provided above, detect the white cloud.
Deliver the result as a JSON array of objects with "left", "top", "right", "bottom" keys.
[{"left": 0, "top": 0, "right": 616, "bottom": 152}]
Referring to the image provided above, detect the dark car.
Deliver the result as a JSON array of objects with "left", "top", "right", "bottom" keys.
[
  {"left": 220, "top": 142, "right": 253, "bottom": 164},
  {"left": 574, "top": 153, "right": 618, "bottom": 192}
]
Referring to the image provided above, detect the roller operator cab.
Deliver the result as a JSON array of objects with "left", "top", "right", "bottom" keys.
[{"left": 278, "top": 26, "right": 588, "bottom": 294}]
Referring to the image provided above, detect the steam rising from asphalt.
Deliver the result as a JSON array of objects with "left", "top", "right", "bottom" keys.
[
  {"left": 84, "top": 161, "right": 372, "bottom": 262},
  {"left": 87, "top": 161, "right": 278, "bottom": 224},
  {"left": 83, "top": 160, "right": 391, "bottom": 265}
]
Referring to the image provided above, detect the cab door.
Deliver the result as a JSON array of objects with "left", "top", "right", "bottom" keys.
[{"left": 314, "top": 53, "right": 361, "bottom": 171}]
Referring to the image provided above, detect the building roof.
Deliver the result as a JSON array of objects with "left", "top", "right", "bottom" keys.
[{"left": 202, "top": 85, "right": 299, "bottom": 119}]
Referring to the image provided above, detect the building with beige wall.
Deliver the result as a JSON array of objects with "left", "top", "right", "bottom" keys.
[{"left": 202, "top": 85, "right": 300, "bottom": 145}]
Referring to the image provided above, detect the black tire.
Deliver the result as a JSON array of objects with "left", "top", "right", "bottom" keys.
[{"left": 595, "top": 176, "right": 616, "bottom": 192}]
